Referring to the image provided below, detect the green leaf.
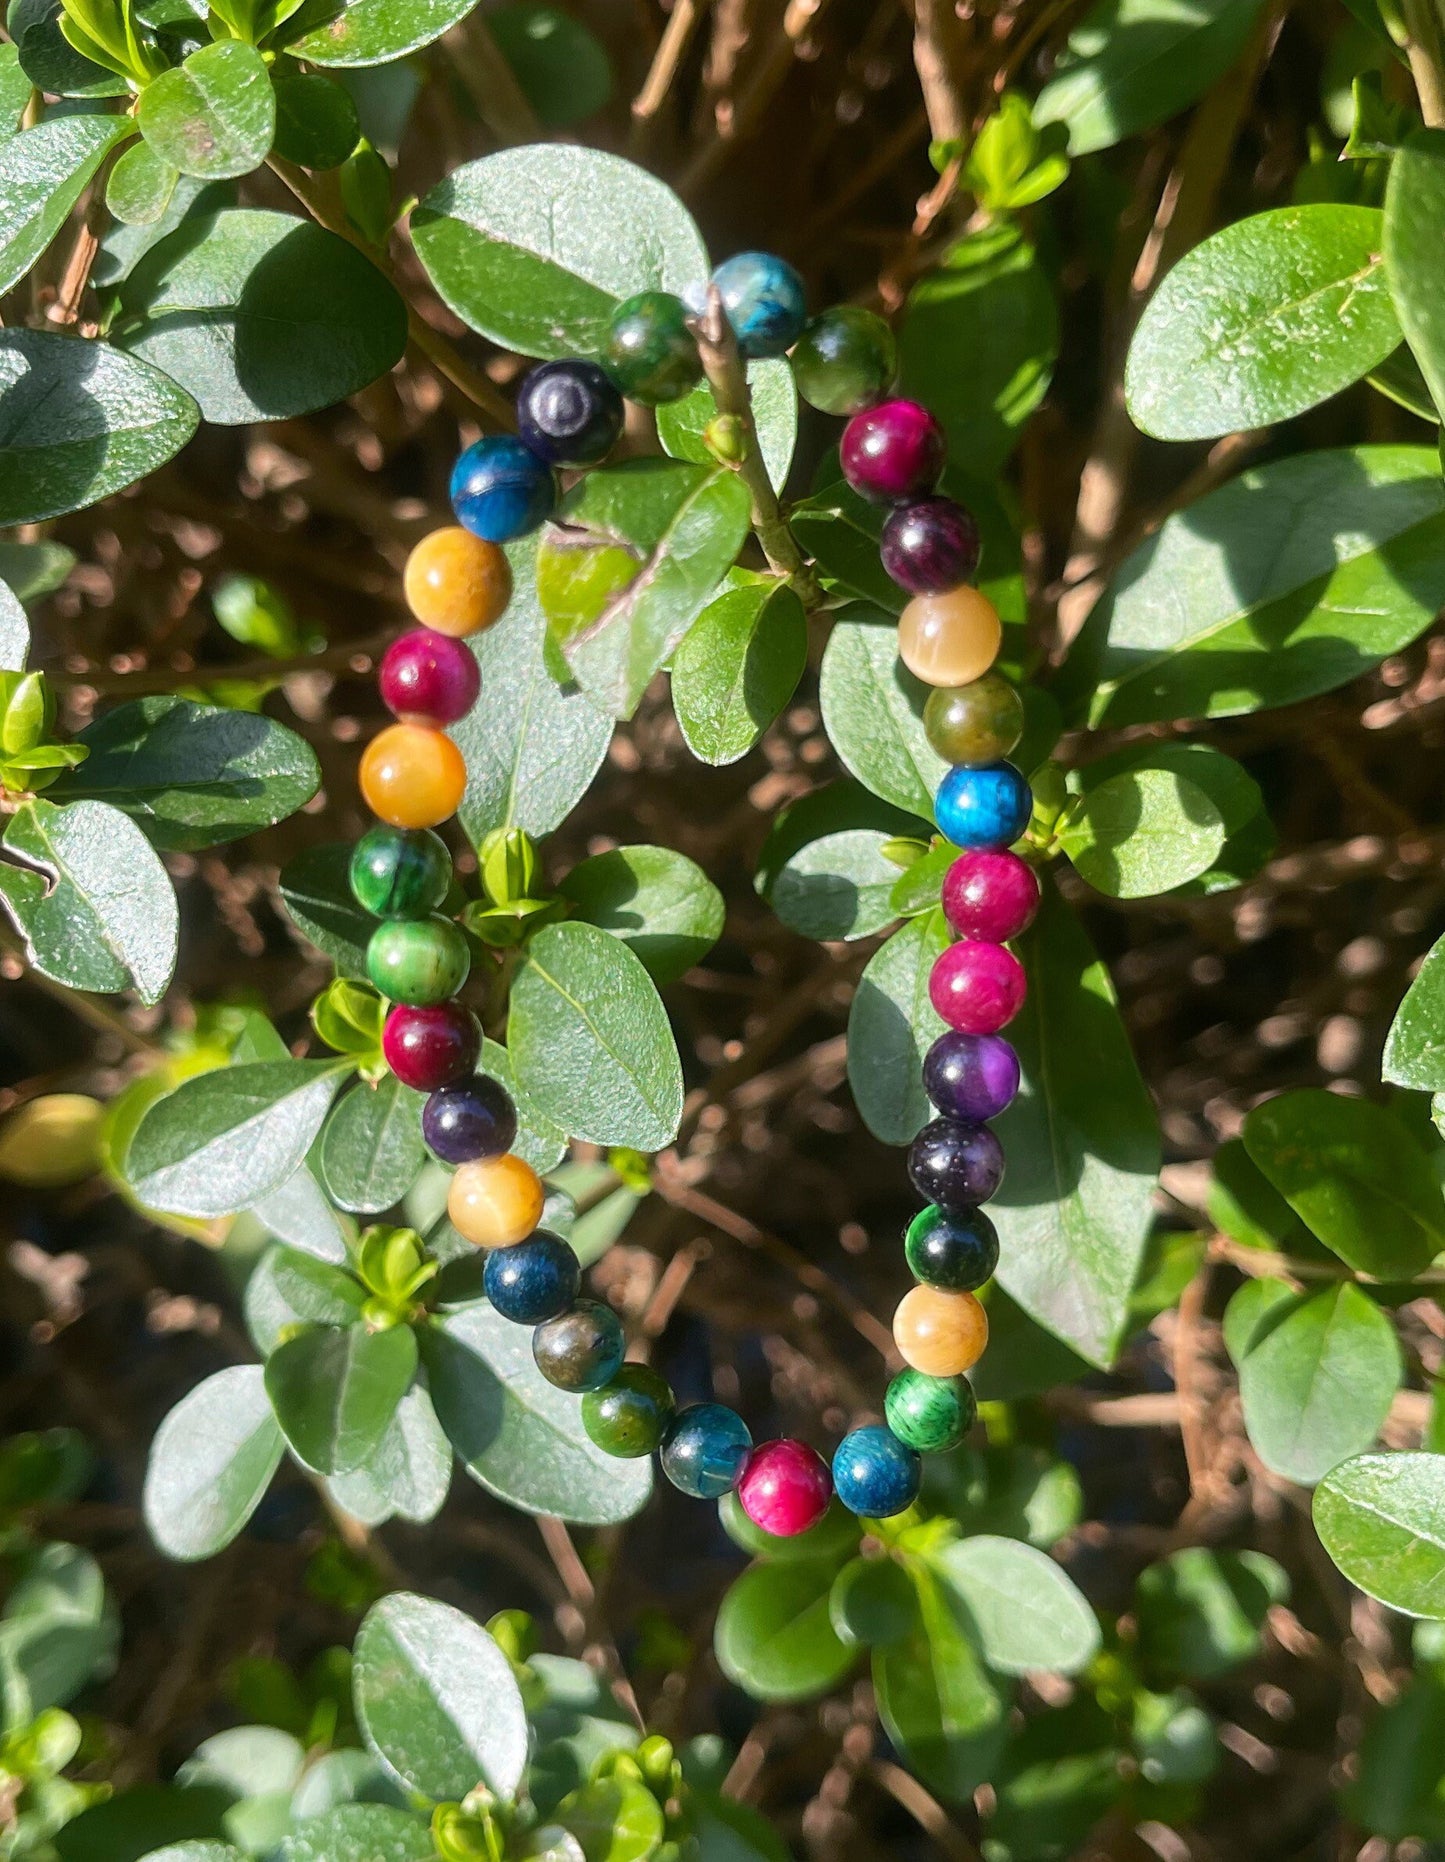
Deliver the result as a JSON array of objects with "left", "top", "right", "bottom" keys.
[
  {"left": 1345, "top": 1670, "right": 1445, "bottom": 1842},
  {"left": 1314, "top": 1453, "right": 1445, "bottom": 1617},
  {"left": 928, "top": 1536, "right": 1100, "bottom": 1676},
  {"left": 1058, "top": 766, "right": 1225, "bottom": 898},
  {"left": 0, "top": 42, "right": 33, "bottom": 139},
  {"left": 1384, "top": 130, "right": 1445, "bottom": 424},
  {"left": 671, "top": 574, "right": 807, "bottom": 766},
  {"left": 488, "top": 2, "right": 612, "bottom": 127},
  {"left": 0, "top": 540, "right": 75, "bottom": 604},
  {"left": 846, "top": 908, "right": 949, "bottom": 1145},
  {"left": 265, "top": 1321, "right": 418, "bottom": 1477},
  {"left": 327, "top": 1381, "right": 451, "bottom": 1527},
  {"left": 888, "top": 839, "right": 957, "bottom": 917},
  {"left": 1369, "top": 344, "right": 1437, "bottom": 422},
  {"left": 244, "top": 1243, "right": 367, "bottom": 1354},
  {"left": 319, "top": 1076, "right": 426, "bottom": 1215},
  {"left": 554, "top": 1776, "right": 664, "bottom": 1862},
  {"left": 11, "top": 0, "right": 125, "bottom": 98},
  {"left": 278, "top": 842, "right": 371, "bottom": 977},
  {"left": 142, "top": 1365, "right": 284, "bottom": 1561},
  {"left": 142, "top": 1847, "right": 247, "bottom": 1862},
  {"left": 0, "top": 114, "right": 132, "bottom": 296},
  {"left": 107, "top": 139, "right": 179, "bottom": 226},
  {"left": 829, "top": 1558, "right": 917, "bottom": 1648},
  {"left": 284, "top": 0, "right": 476, "bottom": 65},
  {"left": 1385, "top": 933, "right": 1445, "bottom": 1090},
  {"left": 139, "top": 42, "right": 275, "bottom": 181},
  {"left": 1220, "top": 1274, "right": 1299, "bottom": 1363},
  {"left": 1077, "top": 741, "right": 1272, "bottom": 896},
  {"left": 714, "top": 1561, "right": 857, "bottom": 1702},
  {"left": 1134, "top": 1546, "right": 1288, "bottom": 1679},
  {"left": 558, "top": 844, "right": 724, "bottom": 984},
  {"left": 0, "top": 798, "right": 177, "bottom": 1005},
  {"left": 656, "top": 357, "right": 797, "bottom": 494},
  {"left": 719, "top": 1491, "right": 861, "bottom": 1565},
  {"left": 769, "top": 829, "right": 903, "bottom": 942},
  {"left": 479, "top": 1039, "right": 567, "bottom": 1173},
  {"left": 271, "top": 72, "right": 359, "bottom": 169},
  {"left": 0, "top": 1542, "right": 117, "bottom": 1719},
  {"left": 819, "top": 606, "right": 948, "bottom": 819},
  {"left": 277, "top": 1804, "right": 438, "bottom": 1862}
]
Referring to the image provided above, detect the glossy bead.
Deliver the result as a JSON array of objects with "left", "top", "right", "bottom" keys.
[
  {"left": 403, "top": 527, "right": 512, "bottom": 637},
  {"left": 483, "top": 1231, "right": 580, "bottom": 1325},
  {"left": 893, "top": 1285, "right": 989, "bottom": 1377},
  {"left": 451, "top": 436, "right": 556, "bottom": 544},
  {"left": 898, "top": 586, "right": 1001, "bottom": 688},
  {"left": 711, "top": 251, "right": 808, "bottom": 359},
  {"left": 582, "top": 1363, "right": 675, "bottom": 1459},
  {"left": 885, "top": 1367, "right": 976, "bottom": 1454},
  {"left": 379, "top": 628, "right": 480, "bottom": 727},
  {"left": 839, "top": 399, "right": 945, "bottom": 504},
  {"left": 367, "top": 915, "right": 470, "bottom": 1007},
  {"left": 422, "top": 1073, "right": 517, "bottom": 1165},
  {"left": 923, "top": 1031, "right": 1020, "bottom": 1124},
  {"left": 383, "top": 1001, "right": 480, "bottom": 1092},
  {"left": 942, "top": 850, "right": 1040, "bottom": 943},
  {"left": 832, "top": 1425, "right": 921, "bottom": 1519},
  {"left": 533, "top": 1299, "right": 625, "bottom": 1393},
  {"left": 359, "top": 724, "right": 467, "bottom": 830},
  {"left": 790, "top": 305, "right": 897, "bottom": 415},
  {"left": 908, "top": 1116, "right": 1005, "bottom": 1209},
  {"left": 935, "top": 761, "right": 1032, "bottom": 851},
  {"left": 603, "top": 291, "right": 702, "bottom": 406},
  {"left": 923, "top": 674, "right": 1025, "bottom": 766},
  {"left": 516, "top": 359, "right": 624, "bottom": 468},
  {"left": 881, "top": 497, "right": 981, "bottom": 596},
  {"left": 929, "top": 940, "right": 1026, "bottom": 1035},
  {"left": 349, "top": 825, "right": 451, "bottom": 920},
  {"left": 904, "top": 1203, "right": 1000, "bottom": 1291},
  {"left": 736, "top": 1439, "right": 833, "bottom": 1538},
  {"left": 661, "top": 1403, "right": 753, "bottom": 1499},
  {"left": 448, "top": 1152, "right": 545, "bottom": 1249}
]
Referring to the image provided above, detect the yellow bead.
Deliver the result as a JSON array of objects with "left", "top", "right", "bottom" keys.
[
  {"left": 893, "top": 1285, "right": 988, "bottom": 1376},
  {"left": 897, "top": 586, "right": 1002, "bottom": 688},
  {"left": 404, "top": 526, "right": 512, "bottom": 637},
  {"left": 359, "top": 724, "right": 467, "bottom": 829},
  {"left": 448, "top": 1153, "right": 545, "bottom": 1249}
]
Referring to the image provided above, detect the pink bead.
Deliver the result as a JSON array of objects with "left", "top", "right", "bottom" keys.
[
  {"left": 379, "top": 628, "right": 481, "bottom": 727},
  {"left": 942, "top": 850, "right": 1041, "bottom": 944},
  {"left": 839, "top": 399, "right": 945, "bottom": 504},
  {"left": 737, "top": 1439, "right": 833, "bottom": 1538},
  {"left": 929, "top": 940, "right": 1026, "bottom": 1035}
]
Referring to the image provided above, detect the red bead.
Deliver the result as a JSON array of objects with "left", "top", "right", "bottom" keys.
[
  {"left": 737, "top": 1439, "right": 833, "bottom": 1538},
  {"left": 941, "top": 851, "right": 1041, "bottom": 944},
  {"left": 929, "top": 941, "right": 1026, "bottom": 1035},
  {"left": 839, "top": 399, "right": 945, "bottom": 504},
  {"left": 382, "top": 1001, "right": 480, "bottom": 1091},
  {"left": 379, "top": 628, "right": 481, "bottom": 727}
]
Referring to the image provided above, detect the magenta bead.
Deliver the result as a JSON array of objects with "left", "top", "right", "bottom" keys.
[
  {"left": 942, "top": 851, "right": 1041, "bottom": 944},
  {"left": 383, "top": 1001, "right": 480, "bottom": 1091},
  {"left": 839, "top": 399, "right": 945, "bottom": 504},
  {"left": 929, "top": 940, "right": 1026, "bottom": 1035},
  {"left": 737, "top": 1439, "right": 833, "bottom": 1538},
  {"left": 379, "top": 628, "right": 481, "bottom": 727}
]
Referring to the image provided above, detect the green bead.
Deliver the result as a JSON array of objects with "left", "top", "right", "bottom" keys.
[
  {"left": 923, "top": 673, "right": 1025, "bottom": 766},
  {"left": 884, "top": 1367, "right": 976, "bottom": 1454},
  {"left": 366, "top": 915, "right": 470, "bottom": 1006},
  {"left": 790, "top": 306, "right": 897, "bottom": 416},
  {"left": 581, "top": 1362, "right": 674, "bottom": 1458},
  {"left": 602, "top": 292, "right": 702, "bottom": 406},
  {"left": 350, "top": 826, "right": 452, "bottom": 919}
]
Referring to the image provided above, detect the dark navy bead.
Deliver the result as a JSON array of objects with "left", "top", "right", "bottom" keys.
[
  {"left": 516, "top": 359, "right": 624, "bottom": 469},
  {"left": 904, "top": 1204, "right": 999, "bottom": 1291},
  {"left": 422, "top": 1073, "right": 517, "bottom": 1165},
  {"left": 532, "top": 1298, "right": 625, "bottom": 1392},
  {"left": 907, "top": 1117, "right": 1005, "bottom": 1210},
  {"left": 923, "top": 1031, "right": 1021, "bottom": 1123},
  {"left": 711, "top": 251, "right": 808, "bottom": 359},
  {"left": 660, "top": 1403, "right": 753, "bottom": 1499},
  {"left": 451, "top": 436, "right": 556, "bottom": 543},
  {"left": 831, "top": 1425, "right": 921, "bottom": 1518},
  {"left": 483, "top": 1231, "right": 580, "bottom": 1325},
  {"left": 934, "top": 761, "right": 1032, "bottom": 850}
]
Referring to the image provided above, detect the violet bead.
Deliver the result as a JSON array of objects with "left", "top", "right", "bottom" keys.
[
  {"left": 422, "top": 1072, "right": 517, "bottom": 1164},
  {"left": 923, "top": 1031, "right": 1020, "bottom": 1122},
  {"left": 942, "top": 850, "right": 1041, "bottom": 944},
  {"left": 929, "top": 940, "right": 1026, "bottom": 1035},
  {"left": 908, "top": 1116, "right": 1006, "bottom": 1209},
  {"left": 839, "top": 399, "right": 945, "bottom": 504},
  {"left": 379, "top": 628, "right": 481, "bottom": 727},
  {"left": 880, "top": 496, "right": 981, "bottom": 595}
]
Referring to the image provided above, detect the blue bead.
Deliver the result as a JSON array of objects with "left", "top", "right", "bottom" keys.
[
  {"left": 935, "top": 761, "right": 1032, "bottom": 850},
  {"left": 483, "top": 1231, "right": 580, "bottom": 1325},
  {"left": 712, "top": 252, "right": 808, "bottom": 359},
  {"left": 832, "top": 1426, "right": 921, "bottom": 1519},
  {"left": 660, "top": 1402, "right": 753, "bottom": 1499},
  {"left": 450, "top": 436, "right": 556, "bottom": 543}
]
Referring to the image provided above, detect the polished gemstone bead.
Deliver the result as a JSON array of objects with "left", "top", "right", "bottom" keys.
[
  {"left": 923, "top": 1031, "right": 1020, "bottom": 1123},
  {"left": 383, "top": 1001, "right": 480, "bottom": 1092},
  {"left": 451, "top": 436, "right": 556, "bottom": 543},
  {"left": 908, "top": 1116, "right": 1005, "bottom": 1209},
  {"left": 582, "top": 1362, "right": 675, "bottom": 1458},
  {"left": 603, "top": 292, "right": 702, "bottom": 406},
  {"left": 403, "top": 527, "right": 512, "bottom": 636},
  {"left": 942, "top": 849, "right": 1040, "bottom": 943},
  {"left": 516, "top": 359, "right": 625, "bottom": 468},
  {"left": 839, "top": 399, "right": 945, "bottom": 503},
  {"left": 711, "top": 251, "right": 808, "bottom": 359},
  {"left": 379, "top": 628, "right": 480, "bottom": 727},
  {"left": 359, "top": 724, "right": 467, "bottom": 830},
  {"left": 661, "top": 1402, "right": 753, "bottom": 1499},
  {"left": 929, "top": 940, "right": 1026, "bottom": 1035},
  {"left": 893, "top": 1285, "right": 989, "bottom": 1377},
  {"left": 483, "top": 1231, "right": 580, "bottom": 1325},
  {"left": 736, "top": 1439, "right": 833, "bottom": 1537},
  {"left": 881, "top": 497, "right": 981, "bottom": 595},
  {"left": 349, "top": 825, "right": 451, "bottom": 920},
  {"left": 832, "top": 1425, "right": 921, "bottom": 1518},
  {"left": 533, "top": 1298, "right": 625, "bottom": 1393},
  {"left": 904, "top": 1203, "right": 999, "bottom": 1291},
  {"left": 422, "top": 1073, "right": 517, "bottom": 1165},
  {"left": 935, "top": 761, "right": 1032, "bottom": 851},
  {"left": 447, "top": 1152, "right": 545, "bottom": 1249},
  {"left": 884, "top": 1367, "right": 977, "bottom": 1454},
  {"left": 367, "top": 915, "right": 470, "bottom": 1007},
  {"left": 898, "top": 586, "right": 1001, "bottom": 688},
  {"left": 923, "top": 673, "right": 1025, "bottom": 765},
  {"left": 790, "top": 305, "right": 897, "bottom": 415}
]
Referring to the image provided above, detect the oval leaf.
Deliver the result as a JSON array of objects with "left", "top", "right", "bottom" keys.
[
  {"left": 557, "top": 843, "right": 724, "bottom": 984},
  {"left": 930, "top": 1536, "right": 1100, "bottom": 1676},
  {"left": 847, "top": 909, "right": 948, "bottom": 1145},
  {"left": 1059, "top": 767, "right": 1224, "bottom": 898},
  {"left": 278, "top": 1804, "right": 437, "bottom": 1862},
  {"left": 320, "top": 1075, "right": 426, "bottom": 1215},
  {"left": 1315, "top": 1452, "right": 1445, "bottom": 1618},
  {"left": 768, "top": 828, "right": 903, "bottom": 942},
  {"left": 0, "top": 114, "right": 132, "bottom": 296},
  {"left": 1385, "top": 931, "right": 1445, "bottom": 1091},
  {"left": 671, "top": 574, "right": 807, "bottom": 767},
  {"left": 143, "top": 1365, "right": 283, "bottom": 1561},
  {"left": 819, "top": 607, "right": 948, "bottom": 819},
  {"left": 714, "top": 1561, "right": 856, "bottom": 1703},
  {"left": 1385, "top": 129, "right": 1445, "bottom": 420},
  {"left": 327, "top": 1381, "right": 451, "bottom": 1527},
  {"left": 285, "top": 0, "right": 477, "bottom": 66},
  {"left": 138, "top": 41, "right": 275, "bottom": 181},
  {"left": 265, "top": 1321, "right": 418, "bottom": 1476}
]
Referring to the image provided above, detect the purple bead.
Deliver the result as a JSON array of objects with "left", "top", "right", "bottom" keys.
[
  {"left": 383, "top": 1003, "right": 480, "bottom": 1093},
  {"left": 880, "top": 496, "right": 981, "bottom": 594},
  {"left": 422, "top": 1073, "right": 518, "bottom": 1164},
  {"left": 379, "top": 628, "right": 481, "bottom": 727},
  {"left": 929, "top": 940, "right": 1026, "bottom": 1035},
  {"left": 942, "top": 850, "right": 1040, "bottom": 943},
  {"left": 908, "top": 1117, "right": 1005, "bottom": 1209},
  {"left": 924, "top": 1032, "right": 1020, "bottom": 1123},
  {"left": 839, "top": 399, "right": 945, "bottom": 504}
]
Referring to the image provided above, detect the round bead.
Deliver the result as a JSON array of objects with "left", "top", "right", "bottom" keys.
[
  {"left": 603, "top": 292, "right": 702, "bottom": 406},
  {"left": 929, "top": 940, "right": 1026, "bottom": 1036},
  {"left": 736, "top": 1439, "right": 833, "bottom": 1538},
  {"left": 898, "top": 586, "right": 1001, "bottom": 687},
  {"left": 447, "top": 1152, "right": 545, "bottom": 1249},
  {"left": 367, "top": 916, "right": 470, "bottom": 1007},
  {"left": 532, "top": 1299, "right": 625, "bottom": 1393},
  {"left": 839, "top": 399, "right": 945, "bottom": 504},
  {"left": 942, "top": 850, "right": 1040, "bottom": 943},
  {"left": 923, "top": 1031, "right": 1021, "bottom": 1123},
  {"left": 582, "top": 1363, "right": 675, "bottom": 1458},
  {"left": 711, "top": 251, "right": 808, "bottom": 359},
  {"left": 832, "top": 1425, "right": 921, "bottom": 1519},
  {"left": 904, "top": 1203, "right": 1000, "bottom": 1291},
  {"left": 359, "top": 724, "right": 467, "bottom": 830},
  {"left": 881, "top": 497, "right": 981, "bottom": 596},
  {"left": 885, "top": 1368, "right": 976, "bottom": 1454},
  {"left": 790, "top": 305, "right": 897, "bottom": 415},
  {"left": 379, "top": 628, "right": 480, "bottom": 727},
  {"left": 383, "top": 1001, "right": 480, "bottom": 1092},
  {"left": 935, "top": 761, "right": 1032, "bottom": 851},
  {"left": 661, "top": 1402, "right": 753, "bottom": 1499},
  {"left": 451, "top": 436, "right": 556, "bottom": 544},
  {"left": 516, "top": 359, "right": 625, "bottom": 468},
  {"left": 483, "top": 1231, "right": 580, "bottom": 1325},
  {"left": 923, "top": 674, "right": 1025, "bottom": 765},
  {"left": 908, "top": 1116, "right": 1005, "bottom": 1209},
  {"left": 422, "top": 1073, "right": 517, "bottom": 1165},
  {"left": 403, "top": 528, "right": 512, "bottom": 637},
  {"left": 349, "top": 826, "right": 451, "bottom": 920},
  {"left": 893, "top": 1285, "right": 989, "bottom": 1377}
]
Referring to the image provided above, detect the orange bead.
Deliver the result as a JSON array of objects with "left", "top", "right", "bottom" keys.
[
  {"left": 893, "top": 1285, "right": 988, "bottom": 1377},
  {"left": 897, "top": 586, "right": 1002, "bottom": 688},
  {"left": 359, "top": 724, "right": 467, "bottom": 829},
  {"left": 404, "top": 527, "right": 512, "bottom": 637},
  {"left": 448, "top": 1154, "right": 546, "bottom": 1249}
]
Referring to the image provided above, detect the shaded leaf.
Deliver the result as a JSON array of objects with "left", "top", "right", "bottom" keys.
[
  {"left": 846, "top": 909, "right": 949, "bottom": 1145},
  {"left": 671, "top": 574, "right": 807, "bottom": 766},
  {"left": 319, "top": 1075, "right": 426, "bottom": 1214},
  {"left": 265, "top": 1322, "right": 418, "bottom": 1477},
  {"left": 558, "top": 843, "right": 724, "bottom": 984}
]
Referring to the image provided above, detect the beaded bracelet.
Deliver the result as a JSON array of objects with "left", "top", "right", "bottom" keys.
[{"left": 345, "top": 249, "right": 1034, "bottom": 1536}]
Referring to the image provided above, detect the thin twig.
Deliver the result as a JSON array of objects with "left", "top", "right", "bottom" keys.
[
  {"left": 868, "top": 1760, "right": 983, "bottom": 1862},
  {"left": 631, "top": 0, "right": 712, "bottom": 154},
  {"left": 1403, "top": 0, "right": 1445, "bottom": 127}
]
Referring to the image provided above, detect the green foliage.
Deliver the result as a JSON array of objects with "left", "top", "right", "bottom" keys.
[
  {"left": 138, "top": 42, "right": 276, "bottom": 181},
  {"left": 670, "top": 573, "right": 807, "bottom": 767},
  {"left": 1059, "top": 766, "right": 1225, "bottom": 898},
  {"left": 820, "top": 607, "right": 948, "bottom": 819},
  {"left": 1315, "top": 1453, "right": 1445, "bottom": 1617},
  {"left": 0, "top": 116, "right": 133, "bottom": 298}
]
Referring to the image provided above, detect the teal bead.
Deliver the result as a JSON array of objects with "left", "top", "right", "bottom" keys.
[
  {"left": 367, "top": 915, "right": 470, "bottom": 1006},
  {"left": 660, "top": 1403, "right": 752, "bottom": 1498},
  {"left": 790, "top": 306, "right": 897, "bottom": 416},
  {"left": 602, "top": 292, "right": 701, "bottom": 406},
  {"left": 582, "top": 1363, "right": 674, "bottom": 1458},
  {"left": 832, "top": 1425, "right": 921, "bottom": 1518},
  {"left": 884, "top": 1367, "right": 976, "bottom": 1454},
  {"left": 350, "top": 826, "right": 452, "bottom": 919}
]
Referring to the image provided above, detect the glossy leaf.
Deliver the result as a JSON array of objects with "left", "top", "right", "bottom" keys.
[
  {"left": 929, "top": 1536, "right": 1100, "bottom": 1676},
  {"left": 244, "top": 1244, "right": 367, "bottom": 1355},
  {"left": 271, "top": 72, "right": 360, "bottom": 170},
  {"left": 0, "top": 43, "right": 32, "bottom": 138},
  {"left": 265, "top": 1322, "right": 418, "bottom": 1477},
  {"left": 478, "top": 1039, "right": 567, "bottom": 1173},
  {"left": 656, "top": 357, "right": 797, "bottom": 493},
  {"left": 319, "top": 1075, "right": 426, "bottom": 1214},
  {"left": 819, "top": 606, "right": 948, "bottom": 819},
  {"left": 139, "top": 41, "right": 275, "bottom": 181},
  {"left": 107, "top": 140, "right": 179, "bottom": 226},
  {"left": 714, "top": 1561, "right": 856, "bottom": 1703},
  {"left": 829, "top": 1558, "right": 917, "bottom": 1648},
  {"left": 0, "top": 1541, "right": 117, "bottom": 1719},
  {"left": 10, "top": 0, "right": 124, "bottom": 99},
  {"left": 1059, "top": 766, "right": 1225, "bottom": 898},
  {"left": 1384, "top": 130, "right": 1445, "bottom": 422},
  {"left": 769, "top": 829, "right": 903, "bottom": 942},
  {"left": 1385, "top": 932, "right": 1445, "bottom": 1090},
  {"left": 671, "top": 574, "right": 808, "bottom": 767},
  {"left": 285, "top": 0, "right": 474, "bottom": 64},
  {"left": 0, "top": 115, "right": 132, "bottom": 297},
  {"left": 278, "top": 842, "right": 371, "bottom": 977},
  {"left": 143, "top": 1366, "right": 284, "bottom": 1561},
  {"left": 558, "top": 843, "right": 724, "bottom": 984},
  {"left": 0, "top": 540, "right": 74, "bottom": 605},
  {"left": 1077, "top": 740, "right": 1272, "bottom": 896},
  {"left": 1314, "top": 1452, "right": 1445, "bottom": 1617},
  {"left": 847, "top": 909, "right": 949, "bottom": 1145},
  {"left": 327, "top": 1381, "right": 451, "bottom": 1527}
]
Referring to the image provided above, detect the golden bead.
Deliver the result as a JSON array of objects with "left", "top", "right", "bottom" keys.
[
  {"left": 893, "top": 1285, "right": 988, "bottom": 1376},
  {"left": 359, "top": 724, "right": 467, "bottom": 830},
  {"left": 404, "top": 527, "right": 512, "bottom": 637},
  {"left": 448, "top": 1154, "right": 545, "bottom": 1249},
  {"left": 897, "top": 586, "right": 1002, "bottom": 688}
]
